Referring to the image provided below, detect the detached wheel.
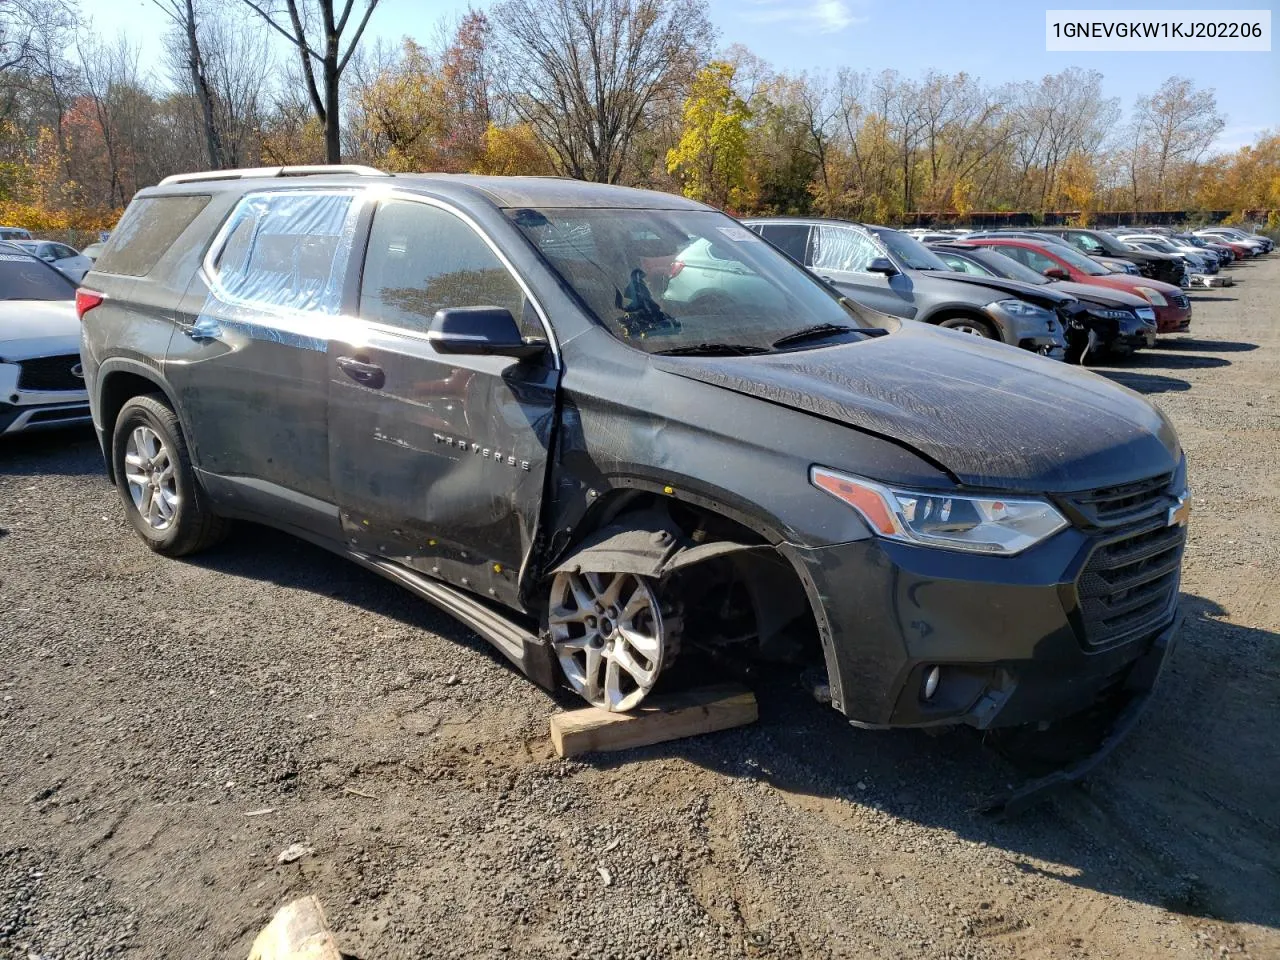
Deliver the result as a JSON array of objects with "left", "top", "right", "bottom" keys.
[
  {"left": 939, "top": 316, "right": 997, "bottom": 339},
  {"left": 112, "top": 394, "right": 227, "bottom": 557},
  {"left": 547, "top": 570, "right": 670, "bottom": 711}
]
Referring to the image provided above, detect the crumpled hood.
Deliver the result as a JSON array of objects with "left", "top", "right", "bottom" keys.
[
  {"left": 0, "top": 300, "right": 80, "bottom": 360},
  {"left": 926, "top": 271, "right": 1071, "bottom": 308},
  {"left": 655, "top": 322, "right": 1180, "bottom": 492},
  {"left": 1048, "top": 281, "right": 1149, "bottom": 309}
]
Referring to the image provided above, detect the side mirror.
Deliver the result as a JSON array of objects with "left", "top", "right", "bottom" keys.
[
  {"left": 867, "top": 257, "right": 898, "bottom": 276},
  {"left": 428, "top": 306, "right": 547, "bottom": 360},
  {"left": 1042, "top": 267, "right": 1070, "bottom": 281}
]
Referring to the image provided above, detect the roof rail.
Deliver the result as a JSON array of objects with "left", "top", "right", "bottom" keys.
[{"left": 158, "top": 164, "right": 391, "bottom": 186}]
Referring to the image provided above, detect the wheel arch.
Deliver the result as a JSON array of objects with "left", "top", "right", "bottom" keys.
[
  {"left": 541, "top": 488, "right": 828, "bottom": 693},
  {"left": 96, "top": 359, "right": 188, "bottom": 485}
]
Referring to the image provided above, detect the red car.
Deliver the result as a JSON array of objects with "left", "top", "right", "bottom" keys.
[{"left": 972, "top": 236, "right": 1191, "bottom": 334}]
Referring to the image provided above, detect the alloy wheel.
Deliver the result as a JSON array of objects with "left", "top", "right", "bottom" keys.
[
  {"left": 123, "top": 425, "right": 180, "bottom": 531},
  {"left": 548, "top": 571, "right": 666, "bottom": 712}
]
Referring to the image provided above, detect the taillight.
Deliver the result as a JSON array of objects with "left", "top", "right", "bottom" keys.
[
  {"left": 668, "top": 261, "right": 685, "bottom": 278},
  {"left": 75, "top": 289, "right": 103, "bottom": 319}
]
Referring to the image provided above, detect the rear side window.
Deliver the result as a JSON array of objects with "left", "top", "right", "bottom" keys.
[
  {"left": 0, "top": 253, "right": 75, "bottom": 300},
  {"left": 208, "top": 190, "right": 358, "bottom": 315},
  {"left": 811, "top": 225, "right": 880, "bottom": 273},
  {"left": 359, "top": 199, "right": 530, "bottom": 336},
  {"left": 758, "top": 224, "right": 811, "bottom": 264},
  {"left": 94, "top": 194, "right": 211, "bottom": 277}
]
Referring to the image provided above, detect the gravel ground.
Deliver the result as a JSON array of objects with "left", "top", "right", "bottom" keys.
[{"left": 2, "top": 258, "right": 1278, "bottom": 960}]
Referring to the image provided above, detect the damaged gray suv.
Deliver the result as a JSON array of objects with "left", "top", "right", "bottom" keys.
[{"left": 80, "top": 167, "right": 1187, "bottom": 760}]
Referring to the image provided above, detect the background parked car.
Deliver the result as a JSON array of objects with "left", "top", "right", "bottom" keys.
[
  {"left": 1194, "top": 227, "right": 1271, "bottom": 255},
  {"left": 1020, "top": 227, "right": 1188, "bottom": 287},
  {"left": 80, "top": 241, "right": 106, "bottom": 263},
  {"left": 744, "top": 217, "right": 1065, "bottom": 355},
  {"left": 0, "top": 246, "right": 91, "bottom": 436},
  {"left": 967, "top": 235, "right": 1191, "bottom": 333},
  {"left": 14, "top": 240, "right": 94, "bottom": 283},
  {"left": 929, "top": 241, "right": 1157, "bottom": 362},
  {"left": 0, "top": 226, "right": 32, "bottom": 241}
]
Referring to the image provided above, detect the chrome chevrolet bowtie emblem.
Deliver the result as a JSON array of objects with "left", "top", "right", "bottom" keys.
[{"left": 1167, "top": 491, "right": 1191, "bottom": 528}]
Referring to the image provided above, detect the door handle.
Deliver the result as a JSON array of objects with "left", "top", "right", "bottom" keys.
[
  {"left": 184, "top": 317, "right": 222, "bottom": 341},
  {"left": 336, "top": 355, "right": 386, "bottom": 389}
]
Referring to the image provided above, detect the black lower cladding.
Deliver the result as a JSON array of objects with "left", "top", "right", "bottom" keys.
[
  {"left": 783, "top": 472, "right": 1185, "bottom": 729},
  {"left": 17, "top": 354, "right": 83, "bottom": 392}
]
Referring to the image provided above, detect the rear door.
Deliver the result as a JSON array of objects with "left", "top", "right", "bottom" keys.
[
  {"left": 808, "top": 223, "right": 916, "bottom": 317},
  {"left": 328, "top": 195, "right": 557, "bottom": 610},
  {"left": 164, "top": 188, "right": 363, "bottom": 532}
]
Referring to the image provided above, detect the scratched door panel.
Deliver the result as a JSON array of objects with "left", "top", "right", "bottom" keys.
[{"left": 328, "top": 326, "right": 556, "bottom": 608}]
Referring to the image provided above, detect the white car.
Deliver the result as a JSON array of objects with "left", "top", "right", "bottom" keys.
[
  {"left": 14, "top": 240, "right": 95, "bottom": 283},
  {"left": 0, "top": 248, "right": 91, "bottom": 436}
]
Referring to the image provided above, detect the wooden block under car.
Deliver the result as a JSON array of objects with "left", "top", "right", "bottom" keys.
[
  {"left": 247, "top": 896, "right": 342, "bottom": 960},
  {"left": 550, "top": 683, "right": 758, "bottom": 758}
]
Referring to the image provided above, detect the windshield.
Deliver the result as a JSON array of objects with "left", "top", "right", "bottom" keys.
[
  {"left": 509, "top": 208, "right": 874, "bottom": 354},
  {"left": 0, "top": 253, "right": 74, "bottom": 300},
  {"left": 1043, "top": 242, "right": 1110, "bottom": 276},
  {"left": 866, "top": 227, "right": 951, "bottom": 271},
  {"left": 960, "top": 248, "right": 1051, "bottom": 285}
]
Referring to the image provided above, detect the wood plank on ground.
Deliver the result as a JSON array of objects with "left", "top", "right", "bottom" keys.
[
  {"left": 247, "top": 896, "right": 342, "bottom": 960},
  {"left": 550, "top": 683, "right": 757, "bottom": 758}
]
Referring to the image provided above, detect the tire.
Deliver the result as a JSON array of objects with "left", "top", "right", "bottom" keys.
[
  {"left": 111, "top": 393, "right": 228, "bottom": 557},
  {"left": 545, "top": 569, "right": 678, "bottom": 712},
  {"left": 938, "top": 315, "right": 998, "bottom": 339}
]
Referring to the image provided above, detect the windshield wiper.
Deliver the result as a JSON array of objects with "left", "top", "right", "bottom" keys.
[
  {"left": 655, "top": 342, "right": 768, "bottom": 357},
  {"left": 771, "top": 323, "right": 855, "bottom": 349}
]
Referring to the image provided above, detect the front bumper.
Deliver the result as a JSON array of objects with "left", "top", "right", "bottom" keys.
[
  {"left": 1191, "top": 273, "right": 1233, "bottom": 288},
  {"left": 0, "top": 363, "right": 90, "bottom": 436},
  {"left": 781, "top": 516, "right": 1183, "bottom": 731},
  {"left": 984, "top": 304, "right": 1065, "bottom": 354}
]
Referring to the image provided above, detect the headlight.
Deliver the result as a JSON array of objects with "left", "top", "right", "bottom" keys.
[
  {"left": 810, "top": 468, "right": 1068, "bottom": 556},
  {"left": 1134, "top": 286, "right": 1168, "bottom": 306},
  {"left": 1135, "top": 306, "right": 1157, "bottom": 322},
  {"left": 1123, "top": 263, "right": 1140, "bottom": 274},
  {"left": 990, "top": 298, "right": 1048, "bottom": 318},
  {"left": 1087, "top": 307, "right": 1131, "bottom": 320}
]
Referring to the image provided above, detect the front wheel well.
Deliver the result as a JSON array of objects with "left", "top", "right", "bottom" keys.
[{"left": 550, "top": 492, "right": 823, "bottom": 671}]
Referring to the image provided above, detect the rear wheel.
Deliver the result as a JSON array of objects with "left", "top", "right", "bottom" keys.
[
  {"left": 939, "top": 316, "right": 997, "bottom": 339},
  {"left": 112, "top": 394, "right": 228, "bottom": 557},
  {"left": 547, "top": 570, "right": 672, "bottom": 711}
]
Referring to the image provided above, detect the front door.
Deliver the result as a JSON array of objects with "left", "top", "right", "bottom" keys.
[
  {"left": 328, "top": 196, "right": 557, "bottom": 610},
  {"left": 807, "top": 223, "right": 916, "bottom": 318}
]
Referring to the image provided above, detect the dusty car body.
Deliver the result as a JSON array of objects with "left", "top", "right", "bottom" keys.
[{"left": 80, "top": 168, "right": 1187, "bottom": 743}]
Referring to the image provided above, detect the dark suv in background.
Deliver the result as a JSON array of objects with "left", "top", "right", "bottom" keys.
[
  {"left": 744, "top": 217, "right": 1065, "bottom": 355},
  {"left": 79, "top": 168, "right": 1187, "bottom": 763}
]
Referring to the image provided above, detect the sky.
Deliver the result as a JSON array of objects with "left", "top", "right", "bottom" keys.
[{"left": 85, "top": 0, "right": 1279, "bottom": 152}]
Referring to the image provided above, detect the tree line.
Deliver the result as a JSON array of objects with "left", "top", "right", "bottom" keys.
[{"left": 0, "top": 0, "right": 1276, "bottom": 233}]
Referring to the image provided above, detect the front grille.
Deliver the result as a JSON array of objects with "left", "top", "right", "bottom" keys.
[
  {"left": 1064, "top": 474, "right": 1185, "bottom": 649},
  {"left": 1170, "top": 293, "right": 1190, "bottom": 309},
  {"left": 1064, "top": 472, "right": 1173, "bottom": 529},
  {"left": 16, "top": 355, "right": 83, "bottom": 392},
  {"left": 1075, "top": 520, "right": 1184, "bottom": 648}
]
